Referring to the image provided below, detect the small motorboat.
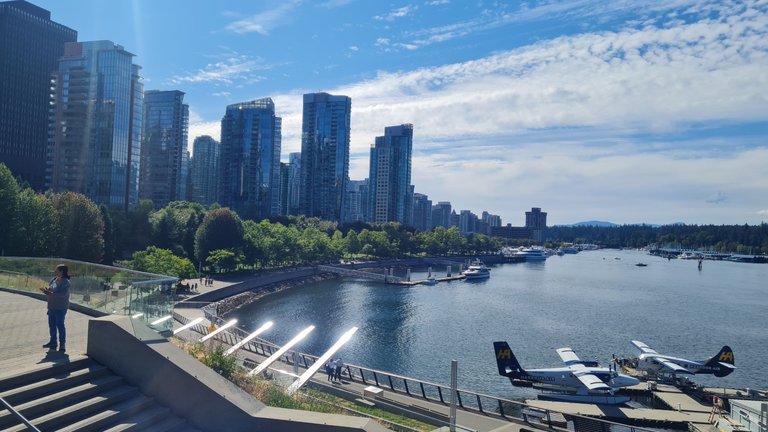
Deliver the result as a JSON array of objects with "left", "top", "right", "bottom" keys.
[{"left": 635, "top": 263, "right": 648, "bottom": 267}]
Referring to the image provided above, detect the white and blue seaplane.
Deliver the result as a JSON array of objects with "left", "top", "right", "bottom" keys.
[
  {"left": 631, "top": 340, "right": 735, "bottom": 377},
  {"left": 493, "top": 341, "right": 640, "bottom": 404}
]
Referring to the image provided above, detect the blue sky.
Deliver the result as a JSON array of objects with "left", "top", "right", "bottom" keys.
[{"left": 34, "top": 0, "right": 768, "bottom": 225}]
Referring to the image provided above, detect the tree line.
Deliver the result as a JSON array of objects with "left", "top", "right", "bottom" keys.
[
  {"left": 0, "top": 163, "right": 504, "bottom": 279},
  {"left": 5, "top": 162, "right": 765, "bottom": 280},
  {"left": 545, "top": 223, "right": 768, "bottom": 253}
]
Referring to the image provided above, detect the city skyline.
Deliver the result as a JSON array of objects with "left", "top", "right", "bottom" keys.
[{"left": 18, "top": 1, "right": 768, "bottom": 225}]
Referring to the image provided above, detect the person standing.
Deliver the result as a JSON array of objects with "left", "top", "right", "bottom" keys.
[
  {"left": 334, "top": 357, "right": 344, "bottom": 382},
  {"left": 40, "top": 264, "right": 71, "bottom": 352},
  {"left": 325, "top": 359, "right": 334, "bottom": 381}
]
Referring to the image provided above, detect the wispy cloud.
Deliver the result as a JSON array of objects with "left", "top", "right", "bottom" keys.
[
  {"left": 374, "top": 5, "right": 418, "bottom": 21},
  {"left": 319, "top": 0, "right": 355, "bottom": 8},
  {"left": 758, "top": 209, "right": 768, "bottom": 217},
  {"left": 427, "top": 0, "right": 449, "bottom": 5},
  {"left": 705, "top": 191, "right": 728, "bottom": 204},
  {"left": 226, "top": 1, "right": 302, "bottom": 35},
  {"left": 261, "top": 0, "right": 768, "bottom": 223},
  {"left": 168, "top": 54, "right": 271, "bottom": 85}
]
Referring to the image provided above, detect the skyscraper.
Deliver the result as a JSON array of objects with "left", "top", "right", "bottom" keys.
[
  {"left": 219, "top": 98, "right": 282, "bottom": 220},
  {"left": 344, "top": 179, "right": 369, "bottom": 223},
  {"left": 299, "top": 92, "right": 351, "bottom": 222},
  {"left": 49, "top": 40, "right": 144, "bottom": 209},
  {"left": 525, "top": 207, "right": 548, "bottom": 242},
  {"left": 188, "top": 135, "right": 219, "bottom": 206},
  {"left": 368, "top": 124, "right": 413, "bottom": 225},
  {"left": 0, "top": 1, "right": 76, "bottom": 191},
  {"left": 139, "top": 90, "right": 189, "bottom": 208},
  {"left": 412, "top": 193, "right": 433, "bottom": 232},
  {"left": 286, "top": 152, "right": 301, "bottom": 216},
  {"left": 432, "top": 201, "right": 452, "bottom": 229}
]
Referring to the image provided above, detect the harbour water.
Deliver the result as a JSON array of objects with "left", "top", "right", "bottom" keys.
[{"left": 229, "top": 249, "right": 768, "bottom": 400}]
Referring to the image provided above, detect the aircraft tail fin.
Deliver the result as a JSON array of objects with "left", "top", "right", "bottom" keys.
[
  {"left": 493, "top": 341, "right": 525, "bottom": 378},
  {"left": 705, "top": 345, "right": 735, "bottom": 377}
]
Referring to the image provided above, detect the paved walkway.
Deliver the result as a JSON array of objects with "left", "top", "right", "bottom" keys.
[{"left": 0, "top": 290, "right": 91, "bottom": 377}]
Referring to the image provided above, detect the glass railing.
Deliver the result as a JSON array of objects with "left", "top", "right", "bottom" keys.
[{"left": 0, "top": 257, "right": 178, "bottom": 331}]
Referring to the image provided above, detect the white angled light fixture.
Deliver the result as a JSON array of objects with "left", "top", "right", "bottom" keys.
[
  {"left": 200, "top": 319, "right": 238, "bottom": 342},
  {"left": 173, "top": 317, "right": 204, "bottom": 335},
  {"left": 248, "top": 325, "right": 315, "bottom": 376},
  {"left": 287, "top": 326, "right": 358, "bottom": 395},
  {"left": 150, "top": 315, "right": 172, "bottom": 325},
  {"left": 225, "top": 321, "right": 273, "bottom": 356}
]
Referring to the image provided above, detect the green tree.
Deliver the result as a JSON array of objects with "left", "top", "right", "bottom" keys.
[
  {"left": 195, "top": 208, "right": 244, "bottom": 262},
  {"left": 50, "top": 192, "right": 105, "bottom": 262},
  {"left": 0, "top": 163, "right": 21, "bottom": 255},
  {"left": 127, "top": 246, "right": 197, "bottom": 279},
  {"left": 14, "top": 189, "right": 59, "bottom": 257},
  {"left": 100, "top": 205, "right": 115, "bottom": 264},
  {"left": 206, "top": 248, "right": 242, "bottom": 273}
]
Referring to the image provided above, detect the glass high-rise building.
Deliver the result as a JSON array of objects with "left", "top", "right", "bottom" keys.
[
  {"left": 0, "top": 1, "right": 77, "bottom": 191},
  {"left": 299, "top": 92, "right": 351, "bottom": 222},
  {"left": 219, "top": 98, "right": 282, "bottom": 220},
  {"left": 286, "top": 152, "right": 301, "bottom": 216},
  {"left": 412, "top": 193, "right": 433, "bottom": 232},
  {"left": 189, "top": 135, "right": 219, "bottom": 206},
  {"left": 49, "top": 40, "right": 144, "bottom": 209},
  {"left": 139, "top": 90, "right": 189, "bottom": 208},
  {"left": 431, "top": 201, "right": 452, "bottom": 229},
  {"left": 368, "top": 124, "right": 413, "bottom": 225}
]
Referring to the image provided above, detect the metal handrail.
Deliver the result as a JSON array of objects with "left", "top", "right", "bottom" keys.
[
  {"left": 175, "top": 312, "right": 656, "bottom": 432},
  {"left": 0, "top": 396, "right": 41, "bottom": 432}
]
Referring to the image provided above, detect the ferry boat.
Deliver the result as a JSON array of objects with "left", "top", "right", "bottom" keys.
[
  {"left": 517, "top": 248, "right": 548, "bottom": 261},
  {"left": 462, "top": 260, "right": 490, "bottom": 279}
]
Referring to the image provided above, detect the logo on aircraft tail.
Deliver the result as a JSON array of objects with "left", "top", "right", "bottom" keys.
[
  {"left": 719, "top": 351, "right": 734, "bottom": 362},
  {"left": 497, "top": 349, "right": 511, "bottom": 360}
]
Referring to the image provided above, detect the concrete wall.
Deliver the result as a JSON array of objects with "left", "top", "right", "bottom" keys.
[
  {"left": 87, "top": 315, "right": 387, "bottom": 432},
  {"left": 182, "top": 267, "right": 317, "bottom": 304}
]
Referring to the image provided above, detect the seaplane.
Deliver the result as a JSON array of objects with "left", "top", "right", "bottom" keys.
[
  {"left": 493, "top": 341, "right": 640, "bottom": 404},
  {"left": 631, "top": 340, "right": 735, "bottom": 377}
]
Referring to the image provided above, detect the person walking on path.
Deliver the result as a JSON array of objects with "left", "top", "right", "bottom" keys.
[
  {"left": 40, "top": 264, "right": 71, "bottom": 352},
  {"left": 334, "top": 358, "right": 344, "bottom": 382}
]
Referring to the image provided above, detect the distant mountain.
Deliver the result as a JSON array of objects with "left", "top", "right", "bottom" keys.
[{"left": 570, "top": 220, "right": 619, "bottom": 227}]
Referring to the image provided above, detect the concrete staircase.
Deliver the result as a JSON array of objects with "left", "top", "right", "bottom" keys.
[{"left": 0, "top": 356, "right": 201, "bottom": 432}]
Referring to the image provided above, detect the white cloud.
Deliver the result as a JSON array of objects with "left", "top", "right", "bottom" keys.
[
  {"left": 169, "top": 54, "right": 271, "bottom": 85},
  {"left": 226, "top": 1, "right": 301, "bottom": 35},
  {"left": 374, "top": 5, "right": 418, "bottom": 21},
  {"left": 427, "top": 0, "right": 449, "bottom": 5},
  {"left": 197, "top": 1, "right": 768, "bottom": 224},
  {"left": 758, "top": 209, "right": 768, "bottom": 216}
]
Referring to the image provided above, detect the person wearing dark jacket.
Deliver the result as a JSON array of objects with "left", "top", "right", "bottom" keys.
[{"left": 40, "top": 264, "right": 71, "bottom": 352}]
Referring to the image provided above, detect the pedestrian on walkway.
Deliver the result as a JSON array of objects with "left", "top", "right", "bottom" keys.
[
  {"left": 40, "top": 264, "right": 71, "bottom": 352},
  {"left": 334, "top": 357, "right": 344, "bottom": 382},
  {"left": 325, "top": 359, "right": 334, "bottom": 381}
]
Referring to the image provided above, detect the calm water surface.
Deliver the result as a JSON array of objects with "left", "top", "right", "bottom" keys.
[{"left": 229, "top": 250, "right": 768, "bottom": 399}]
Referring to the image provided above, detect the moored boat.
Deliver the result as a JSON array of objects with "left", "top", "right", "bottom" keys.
[{"left": 462, "top": 260, "right": 491, "bottom": 279}]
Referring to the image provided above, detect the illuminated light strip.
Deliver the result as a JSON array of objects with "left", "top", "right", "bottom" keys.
[
  {"left": 201, "top": 319, "right": 238, "bottom": 342},
  {"left": 131, "top": 313, "right": 144, "bottom": 319},
  {"left": 248, "top": 326, "right": 315, "bottom": 376},
  {"left": 224, "top": 321, "right": 273, "bottom": 356},
  {"left": 173, "top": 317, "right": 204, "bottom": 335},
  {"left": 287, "top": 326, "right": 358, "bottom": 395},
  {"left": 150, "top": 315, "right": 172, "bottom": 325}
]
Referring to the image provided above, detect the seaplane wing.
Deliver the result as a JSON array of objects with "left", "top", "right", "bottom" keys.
[
  {"left": 651, "top": 356, "right": 694, "bottom": 374},
  {"left": 573, "top": 371, "right": 611, "bottom": 391},
  {"left": 556, "top": 348, "right": 582, "bottom": 366},
  {"left": 631, "top": 340, "right": 658, "bottom": 354}
]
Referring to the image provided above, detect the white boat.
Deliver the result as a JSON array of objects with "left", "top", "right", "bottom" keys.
[
  {"left": 462, "top": 260, "right": 490, "bottom": 279},
  {"left": 421, "top": 277, "right": 438, "bottom": 286},
  {"left": 517, "top": 248, "right": 548, "bottom": 261}
]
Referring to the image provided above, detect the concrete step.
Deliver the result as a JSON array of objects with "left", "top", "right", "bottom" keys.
[
  {"left": 56, "top": 393, "right": 156, "bottom": 432},
  {"left": 0, "top": 355, "right": 93, "bottom": 393},
  {"left": 0, "top": 362, "right": 110, "bottom": 406},
  {"left": 101, "top": 405, "right": 183, "bottom": 432},
  {"left": 0, "top": 384, "right": 139, "bottom": 432},
  {"left": 0, "top": 374, "right": 124, "bottom": 429},
  {"left": 140, "top": 415, "right": 201, "bottom": 432}
]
